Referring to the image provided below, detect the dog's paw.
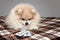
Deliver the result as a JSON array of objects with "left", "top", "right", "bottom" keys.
[{"left": 29, "top": 26, "right": 38, "bottom": 30}]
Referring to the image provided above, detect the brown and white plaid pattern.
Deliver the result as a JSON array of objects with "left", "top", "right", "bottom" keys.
[
  {"left": 0, "top": 16, "right": 60, "bottom": 40},
  {"left": 30, "top": 17, "right": 60, "bottom": 40},
  {"left": 0, "top": 26, "right": 19, "bottom": 40},
  {"left": 0, "top": 16, "right": 19, "bottom": 40}
]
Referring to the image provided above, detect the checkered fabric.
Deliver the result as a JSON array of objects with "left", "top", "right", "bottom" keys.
[
  {"left": 30, "top": 17, "right": 60, "bottom": 40},
  {"left": 0, "top": 16, "right": 19, "bottom": 40},
  {"left": 0, "top": 16, "right": 60, "bottom": 40}
]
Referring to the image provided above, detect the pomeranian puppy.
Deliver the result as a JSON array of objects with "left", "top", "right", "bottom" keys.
[{"left": 5, "top": 3, "right": 41, "bottom": 30}]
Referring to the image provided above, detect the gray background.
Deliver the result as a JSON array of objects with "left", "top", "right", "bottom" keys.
[{"left": 0, "top": 0, "right": 60, "bottom": 17}]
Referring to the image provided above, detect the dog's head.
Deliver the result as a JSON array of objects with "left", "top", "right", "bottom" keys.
[{"left": 14, "top": 4, "right": 39, "bottom": 26}]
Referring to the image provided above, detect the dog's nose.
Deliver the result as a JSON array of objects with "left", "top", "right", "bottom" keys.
[{"left": 25, "top": 22, "right": 28, "bottom": 25}]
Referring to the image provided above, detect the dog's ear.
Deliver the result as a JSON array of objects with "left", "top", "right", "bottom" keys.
[
  {"left": 32, "top": 9, "right": 38, "bottom": 15},
  {"left": 15, "top": 9, "right": 23, "bottom": 15}
]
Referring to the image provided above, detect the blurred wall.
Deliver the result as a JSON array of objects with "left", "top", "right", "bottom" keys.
[{"left": 0, "top": 0, "right": 60, "bottom": 17}]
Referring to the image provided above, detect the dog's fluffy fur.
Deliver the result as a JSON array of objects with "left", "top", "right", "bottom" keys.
[{"left": 5, "top": 3, "right": 41, "bottom": 30}]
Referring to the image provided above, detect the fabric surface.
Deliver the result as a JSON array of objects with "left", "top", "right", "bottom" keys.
[{"left": 0, "top": 16, "right": 60, "bottom": 40}]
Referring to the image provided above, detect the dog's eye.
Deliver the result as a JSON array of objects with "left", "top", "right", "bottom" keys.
[
  {"left": 29, "top": 19, "right": 31, "bottom": 20},
  {"left": 21, "top": 18, "right": 25, "bottom": 20}
]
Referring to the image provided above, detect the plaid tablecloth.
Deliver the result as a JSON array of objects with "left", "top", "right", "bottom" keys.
[{"left": 0, "top": 16, "right": 60, "bottom": 40}]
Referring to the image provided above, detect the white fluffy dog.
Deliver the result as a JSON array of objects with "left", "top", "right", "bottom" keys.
[{"left": 5, "top": 3, "right": 41, "bottom": 30}]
